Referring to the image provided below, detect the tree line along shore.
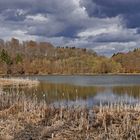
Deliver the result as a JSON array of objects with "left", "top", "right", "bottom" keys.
[{"left": 0, "top": 38, "right": 140, "bottom": 75}]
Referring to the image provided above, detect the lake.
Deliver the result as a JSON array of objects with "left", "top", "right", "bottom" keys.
[{"left": 3, "top": 75, "right": 140, "bottom": 107}]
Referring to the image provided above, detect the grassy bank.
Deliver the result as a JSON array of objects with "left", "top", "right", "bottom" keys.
[
  {"left": 0, "top": 78, "right": 39, "bottom": 87},
  {"left": 0, "top": 90, "right": 140, "bottom": 140}
]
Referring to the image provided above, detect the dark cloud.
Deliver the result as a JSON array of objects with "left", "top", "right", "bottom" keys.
[
  {"left": 0, "top": 0, "right": 140, "bottom": 55},
  {"left": 92, "top": 33, "right": 137, "bottom": 43},
  {"left": 1, "top": 9, "right": 26, "bottom": 21},
  {"left": 82, "top": 0, "right": 140, "bottom": 29},
  {"left": 84, "top": 0, "right": 140, "bottom": 16},
  {"left": 124, "top": 13, "right": 140, "bottom": 28},
  {"left": 0, "top": 0, "right": 87, "bottom": 38}
]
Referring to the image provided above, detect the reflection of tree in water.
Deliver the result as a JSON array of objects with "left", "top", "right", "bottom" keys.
[
  {"left": 36, "top": 82, "right": 105, "bottom": 103},
  {"left": 1, "top": 83, "right": 106, "bottom": 104},
  {"left": 112, "top": 86, "right": 140, "bottom": 98},
  {"left": 3, "top": 83, "right": 140, "bottom": 105}
]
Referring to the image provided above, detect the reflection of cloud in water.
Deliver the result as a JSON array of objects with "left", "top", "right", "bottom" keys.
[
  {"left": 51, "top": 98, "right": 88, "bottom": 108},
  {"left": 93, "top": 92, "right": 140, "bottom": 104},
  {"left": 51, "top": 92, "right": 140, "bottom": 108}
]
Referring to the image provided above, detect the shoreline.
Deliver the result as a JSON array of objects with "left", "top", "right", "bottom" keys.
[
  {"left": 0, "top": 77, "right": 39, "bottom": 87},
  {"left": 1, "top": 73, "right": 140, "bottom": 77}
]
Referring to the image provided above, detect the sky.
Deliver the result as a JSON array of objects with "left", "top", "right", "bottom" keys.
[{"left": 0, "top": 0, "right": 140, "bottom": 56}]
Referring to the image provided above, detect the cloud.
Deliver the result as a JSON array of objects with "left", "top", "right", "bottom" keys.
[
  {"left": 93, "top": 42, "right": 138, "bottom": 56},
  {"left": 78, "top": 19, "right": 121, "bottom": 38},
  {"left": 0, "top": 0, "right": 140, "bottom": 56},
  {"left": 26, "top": 14, "right": 48, "bottom": 22},
  {"left": 83, "top": 0, "right": 140, "bottom": 28}
]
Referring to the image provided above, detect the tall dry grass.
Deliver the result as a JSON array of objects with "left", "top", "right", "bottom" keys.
[
  {"left": 0, "top": 89, "right": 140, "bottom": 140},
  {"left": 0, "top": 77, "right": 39, "bottom": 87}
]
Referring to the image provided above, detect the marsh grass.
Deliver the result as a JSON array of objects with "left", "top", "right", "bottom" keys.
[
  {"left": 0, "top": 89, "right": 140, "bottom": 140},
  {"left": 0, "top": 77, "right": 39, "bottom": 87}
]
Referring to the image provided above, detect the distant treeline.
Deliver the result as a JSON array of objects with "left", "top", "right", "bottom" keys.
[{"left": 0, "top": 38, "right": 140, "bottom": 75}]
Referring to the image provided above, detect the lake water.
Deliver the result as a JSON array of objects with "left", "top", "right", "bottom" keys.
[{"left": 3, "top": 75, "right": 140, "bottom": 107}]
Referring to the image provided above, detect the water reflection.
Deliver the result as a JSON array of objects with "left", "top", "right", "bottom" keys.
[
  {"left": 112, "top": 86, "right": 140, "bottom": 98},
  {"left": 2, "top": 80, "right": 140, "bottom": 107}
]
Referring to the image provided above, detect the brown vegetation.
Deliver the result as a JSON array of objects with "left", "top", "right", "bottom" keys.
[
  {"left": 1, "top": 38, "right": 140, "bottom": 75},
  {"left": 0, "top": 90, "right": 140, "bottom": 140},
  {"left": 112, "top": 48, "right": 140, "bottom": 73},
  {"left": 0, "top": 38, "right": 122, "bottom": 75},
  {"left": 0, "top": 78, "right": 39, "bottom": 87}
]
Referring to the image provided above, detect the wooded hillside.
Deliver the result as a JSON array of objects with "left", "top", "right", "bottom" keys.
[
  {"left": 112, "top": 48, "right": 140, "bottom": 73},
  {"left": 0, "top": 38, "right": 139, "bottom": 75}
]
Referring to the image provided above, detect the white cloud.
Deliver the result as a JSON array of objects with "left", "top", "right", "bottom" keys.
[
  {"left": 78, "top": 24, "right": 120, "bottom": 37},
  {"left": 77, "top": 16, "right": 123, "bottom": 38},
  {"left": 0, "top": 0, "right": 140, "bottom": 56},
  {"left": 26, "top": 14, "right": 48, "bottom": 22},
  {"left": 16, "top": 9, "right": 27, "bottom": 16},
  {"left": 0, "top": 27, "right": 37, "bottom": 41},
  {"left": 93, "top": 41, "right": 139, "bottom": 56}
]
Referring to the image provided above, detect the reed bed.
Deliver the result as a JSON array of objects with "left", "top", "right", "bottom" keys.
[
  {"left": 0, "top": 89, "right": 140, "bottom": 140},
  {"left": 0, "top": 77, "right": 39, "bottom": 87}
]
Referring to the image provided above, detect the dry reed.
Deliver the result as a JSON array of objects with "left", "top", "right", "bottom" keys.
[
  {"left": 0, "top": 89, "right": 140, "bottom": 140},
  {"left": 0, "top": 77, "right": 39, "bottom": 87}
]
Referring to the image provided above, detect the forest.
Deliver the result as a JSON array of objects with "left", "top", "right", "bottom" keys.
[{"left": 0, "top": 38, "right": 140, "bottom": 75}]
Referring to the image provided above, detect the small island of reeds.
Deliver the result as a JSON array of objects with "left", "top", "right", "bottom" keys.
[{"left": 0, "top": 77, "right": 39, "bottom": 87}]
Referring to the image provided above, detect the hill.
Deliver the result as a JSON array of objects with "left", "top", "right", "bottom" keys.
[
  {"left": 112, "top": 48, "right": 140, "bottom": 73},
  {"left": 2, "top": 38, "right": 139, "bottom": 75}
]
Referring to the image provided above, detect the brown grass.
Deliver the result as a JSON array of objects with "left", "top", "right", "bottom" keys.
[
  {"left": 0, "top": 78, "right": 39, "bottom": 87},
  {"left": 0, "top": 90, "right": 140, "bottom": 140}
]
